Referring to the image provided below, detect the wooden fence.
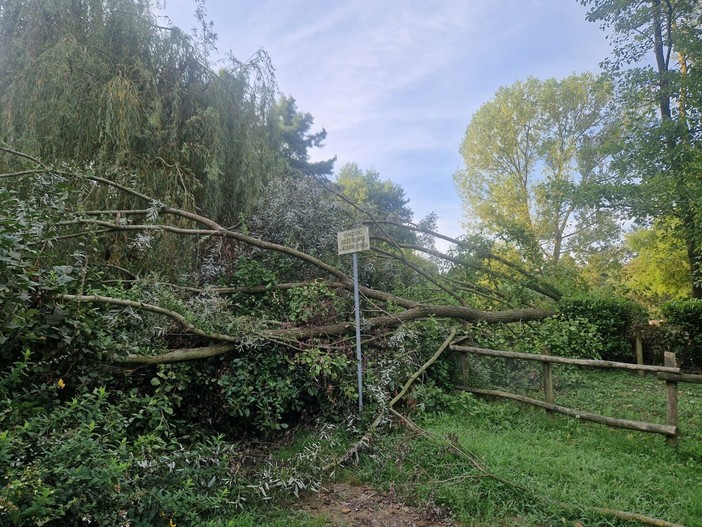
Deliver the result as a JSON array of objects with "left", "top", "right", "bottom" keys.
[{"left": 450, "top": 344, "right": 702, "bottom": 444}]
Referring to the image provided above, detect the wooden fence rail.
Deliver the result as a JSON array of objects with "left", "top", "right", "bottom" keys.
[
  {"left": 450, "top": 345, "right": 681, "bottom": 374},
  {"left": 449, "top": 344, "right": 692, "bottom": 443},
  {"left": 455, "top": 386, "right": 678, "bottom": 436}
]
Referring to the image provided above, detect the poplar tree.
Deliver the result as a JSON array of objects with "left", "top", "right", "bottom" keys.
[{"left": 454, "top": 73, "right": 620, "bottom": 269}]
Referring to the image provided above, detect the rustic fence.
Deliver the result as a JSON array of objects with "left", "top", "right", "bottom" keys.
[{"left": 450, "top": 344, "right": 702, "bottom": 444}]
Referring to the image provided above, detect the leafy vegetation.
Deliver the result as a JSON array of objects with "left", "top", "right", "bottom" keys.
[
  {"left": 352, "top": 371, "right": 702, "bottom": 527},
  {"left": 559, "top": 294, "right": 647, "bottom": 362},
  {"left": 580, "top": 0, "right": 702, "bottom": 298},
  {"left": 1, "top": 0, "right": 701, "bottom": 525},
  {"left": 661, "top": 299, "right": 702, "bottom": 370},
  {"left": 454, "top": 73, "right": 620, "bottom": 270}
]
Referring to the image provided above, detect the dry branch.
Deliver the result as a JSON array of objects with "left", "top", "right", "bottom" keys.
[
  {"left": 60, "top": 294, "right": 244, "bottom": 344},
  {"left": 8, "top": 155, "right": 552, "bottom": 365},
  {"left": 369, "top": 220, "right": 563, "bottom": 301},
  {"left": 370, "top": 245, "right": 466, "bottom": 305},
  {"left": 62, "top": 219, "right": 556, "bottom": 319},
  {"left": 388, "top": 328, "right": 458, "bottom": 408}
]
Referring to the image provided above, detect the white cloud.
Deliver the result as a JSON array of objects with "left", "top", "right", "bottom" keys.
[{"left": 159, "top": 0, "right": 612, "bottom": 238}]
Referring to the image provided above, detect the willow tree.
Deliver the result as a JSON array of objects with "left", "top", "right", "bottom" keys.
[
  {"left": 0, "top": 0, "right": 280, "bottom": 224},
  {"left": 454, "top": 73, "right": 620, "bottom": 271}
]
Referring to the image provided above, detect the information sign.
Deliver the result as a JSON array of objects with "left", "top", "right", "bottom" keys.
[{"left": 337, "top": 226, "right": 370, "bottom": 255}]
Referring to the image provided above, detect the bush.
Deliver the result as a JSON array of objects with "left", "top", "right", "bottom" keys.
[
  {"left": 660, "top": 299, "right": 702, "bottom": 370},
  {"left": 535, "top": 315, "right": 603, "bottom": 360},
  {"left": 0, "top": 373, "right": 246, "bottom": 526},
  {"left": 558, "top": 294, "right": 647, "bottom": 362}
]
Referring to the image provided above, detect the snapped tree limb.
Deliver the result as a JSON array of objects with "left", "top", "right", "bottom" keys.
[{"left": 60, "top": 293, "right": 551, "bottom": 365}]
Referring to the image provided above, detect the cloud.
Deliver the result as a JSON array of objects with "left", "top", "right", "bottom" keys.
[{"left": 159, "top": 0, "right": 612, "bottom": 236}]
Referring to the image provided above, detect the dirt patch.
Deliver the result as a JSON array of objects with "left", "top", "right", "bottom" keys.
[{"left": 295, "top": 482, "right": 458, "bottom": 527}]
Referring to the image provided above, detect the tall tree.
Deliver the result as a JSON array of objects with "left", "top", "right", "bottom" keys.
[
  {"left": 454, "top": 73, "right": 620, "bottom": 269},
  {"left": 336, "top": 163, "right": 415, "bottom": 241},
  {"left": 336, "top": 162, "right": 414, "bottom": 225},
  {"left": 580, "top": 0, "right": 702, "bottom": 297},
  {"left": 0, "top": 0, "right": 279, "bottom": 224},
  {"left": 274, "top": 95, "right": 336, "bottom": 177}
]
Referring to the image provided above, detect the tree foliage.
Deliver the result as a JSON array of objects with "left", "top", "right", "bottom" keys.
[
  {"left": 559, "top": 293, "right": 647, "bottom": 361},
  {"left": 275, "top": 95, "right": 336, "bottom": 177},
  {"left": 622, "top": 223, "right": 690, "bottom": 305},
  {"left": 336, "top": 162, "right": 413, "bottom": 224},
  {"left": 580, "top": 0, "right": 702, "bottom": 297},
  {"left": 0, "top": 0, "right": 280, "bottom": 224},
  {"left": 660, "top": 298, "right": 702, "bottom": 369},
  {"left": 454, "top": 73, "right": 620, "bottom": 269}
]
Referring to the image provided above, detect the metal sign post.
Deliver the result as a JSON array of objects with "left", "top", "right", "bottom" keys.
[{"left": 337, "top": 226, "right": 370, "bottom": 412}]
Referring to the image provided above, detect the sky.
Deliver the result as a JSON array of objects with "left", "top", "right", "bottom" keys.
[{"left": 158, "top": 0, "right": 613, "bottom": 244}]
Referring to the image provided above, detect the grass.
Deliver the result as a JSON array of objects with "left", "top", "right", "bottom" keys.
[
  {"left": 206, "top": 511, "right": 330, "bottom": 527},
  {"left": 349, "top": 369, "right": 702, "bottom": 526},
  {"left": 216, "top": 368, "right": 702, "bottom": 526}
]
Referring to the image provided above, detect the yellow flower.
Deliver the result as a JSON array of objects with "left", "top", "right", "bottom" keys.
[
  {"left": 57, "top": 379, "right": 65, "bottom": 389},
  {"left": 169, "top": 519, "right": 176, "bottom": 527}
]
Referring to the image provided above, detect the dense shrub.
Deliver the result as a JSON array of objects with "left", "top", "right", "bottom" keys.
[
  {"left": 534, "top": 315, "right": 603, "bottom": 360},
  {"left": 0, "top": 351, "right": 347, "bottom": 526},
  {"left": 462, "top": 317, "right": 604, "bottom": 392},
  {"left": 660, "top": 299, "right": 702, "bottom": 370},
  {"left": 0, "top": 356, "right": 240, "bottom": 525},
  {"left": 466, "top": 316, "right": 603, "bottom": 359},
  {"left": 558, "top": 294, "right": 647, "bottom": 362}
]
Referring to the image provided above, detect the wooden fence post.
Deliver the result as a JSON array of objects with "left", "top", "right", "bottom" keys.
[
  {"left": 664, "top": 351, "right": 680, "bottom": 446},
  {"left": 457, "top": 351, "right": 469, "bottom": 387},
  {"left": 542, "top": 347, "right": 554, "bottom": 419},
  {"left": 636, "top": 327, "right": 645, "bottom": 377}
]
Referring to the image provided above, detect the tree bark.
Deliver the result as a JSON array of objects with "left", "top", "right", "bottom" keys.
[
  {"left": 687, "top": 237, "right": 702, "bottom": 298},
  {"left": 59, "top": 293, "right": 552, "bottom": 365}
]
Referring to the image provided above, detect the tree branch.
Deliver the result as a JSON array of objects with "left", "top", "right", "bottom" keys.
[
  {"left": 58, "top": 293, "right": 551, "bottom": 365},
  {"left": 372, "top": 234, "right": 561, "bottom": 302}
]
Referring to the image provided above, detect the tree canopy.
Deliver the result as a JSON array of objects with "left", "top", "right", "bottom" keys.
[
  {"left": 580, "top": 0, "right": 702, "bottom": 297},
  {"left": 454, "top": 73, "right": 620, "bottom": 270},
  {"left": 275, "top": 95, "right": 336, "bottom": 177},
  {"left": 0, "top": 0, "right": 280, "bottom": 223}
]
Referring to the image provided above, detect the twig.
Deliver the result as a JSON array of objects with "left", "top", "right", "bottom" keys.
[
  {"left": 0, "top": 169, "right": 47, "bottom": 179},
  {"left": 388, "top": 329, "right": 458, "bottom": 408},
  {"left": 0, "top": 145, "right": 49, "bottom": 169}
]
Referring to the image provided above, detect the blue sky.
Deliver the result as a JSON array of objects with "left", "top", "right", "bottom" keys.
[{"left": 158, "top": 0, "right": 612, "bottom": 243}]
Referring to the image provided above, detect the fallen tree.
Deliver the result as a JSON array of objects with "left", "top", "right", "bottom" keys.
[{"left": 1, "top": 146, "right": 557, "bottom": 367}]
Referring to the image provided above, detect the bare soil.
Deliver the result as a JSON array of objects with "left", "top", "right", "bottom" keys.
[{"left": 295, "top": 482, "right": 459, "bottom": 527}]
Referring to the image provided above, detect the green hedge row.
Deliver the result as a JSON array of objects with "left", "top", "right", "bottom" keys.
[
  {"left": 558, "top": 295, "right": 647, "bottom": 362},
  {"left": 661, "top": 299, "right": 702, "bottom": 370}
]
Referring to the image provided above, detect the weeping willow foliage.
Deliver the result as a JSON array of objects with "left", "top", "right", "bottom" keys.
[{"left": 0, "top": 0, "right": 281, "bottom": 223}]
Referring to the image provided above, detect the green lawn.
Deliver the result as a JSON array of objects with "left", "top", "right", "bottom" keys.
[
  {"left": 349, "top": 369, "right": 702, "bottom": 526},
  {"left": 216, "top": 369, "right": 702, "bottom": 526}
]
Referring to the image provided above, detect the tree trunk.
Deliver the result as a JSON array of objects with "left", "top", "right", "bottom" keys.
[
  {"left": 651, "top": 0, "right": 672, "bottom": 121},
  {"left": 687, "top": 237, "right": 702, "bottom": 298}
]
